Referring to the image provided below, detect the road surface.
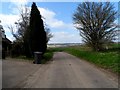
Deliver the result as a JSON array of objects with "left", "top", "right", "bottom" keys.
[{"left": 3, "top": 52, "right": 118, "bottom": 88}]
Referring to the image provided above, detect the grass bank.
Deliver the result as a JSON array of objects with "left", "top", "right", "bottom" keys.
[
  {"left": 10, "top": 49, "right": 53, "bottom": 64},
  {"left": 49, "top": 43, "right": 120, "bottom": 73},
  {"left": 41, "top": 50, "right": 53, "bottom": 64}
]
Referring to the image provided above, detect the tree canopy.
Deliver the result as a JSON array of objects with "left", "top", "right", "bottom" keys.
[
  {"left": 9, "top": 3, "right": 52, "bottom": 57},
  {"left": 73, "top": 2, "right": 117, "bottom": 51}
]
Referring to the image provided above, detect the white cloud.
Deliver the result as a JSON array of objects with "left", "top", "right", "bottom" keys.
[
  {"left": 0, "top": 14, "right": 19, "bottom": 41},
  {"left": 49, "top": 31, "right": 82, "bottom": 43},
  {"left": 10, "top": 0, "right": 29, "bottom": 6},
  {"left": 38, "top": 8, "right": 81, "bottom": 43},
  {"left": 8, "top": 0, "right": 29, "bottom": 15},
  {"left": 0, "top": 14, "right": 19, "bottom": 28},
  {"left": 0, "top": 3, "right": 81, "bottom": 43},
  {"left": 38, "top": 8, "right": 56, "bottom": 19},
  {"left": 38, "top": 7, "right": 74, "bottom": 29}
]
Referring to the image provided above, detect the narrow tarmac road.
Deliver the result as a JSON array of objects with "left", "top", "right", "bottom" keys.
[
  {"left": 3, "top": 59, "right": 41, "bottom": 88},
  {"left": 3, "top": 52, "right": 118, "bottom": 88}
]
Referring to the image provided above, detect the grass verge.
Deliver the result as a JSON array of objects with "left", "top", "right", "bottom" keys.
[
  {"left": 49, "top": 44, "right": 119, "bottom": 74},
  {"left": 64, "top": 47, "right": 119, "bottom": 73},
  {"left": 41, "top": 50, "right": 53, "bottom": 64},
  {"left": 10, "top": 49, "right": 54, "bottom": 64}
]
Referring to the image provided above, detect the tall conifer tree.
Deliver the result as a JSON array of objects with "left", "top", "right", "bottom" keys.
[{"left": 29, "top": 2, "right": 47, "bottom": 55}]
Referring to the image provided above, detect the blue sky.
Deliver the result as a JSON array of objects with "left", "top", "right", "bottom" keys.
[{"left": 0, "top": 0, "right": 119, "bottom": 43}]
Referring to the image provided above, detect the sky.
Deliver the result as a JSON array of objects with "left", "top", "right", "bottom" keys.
[{"left": 0, "top": 0, "right": 119, "bottom": 44}]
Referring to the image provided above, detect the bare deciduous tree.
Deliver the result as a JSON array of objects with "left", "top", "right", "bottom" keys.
[
  {"left": 44, "top": 24, "right": 53, "bottom": 43},
  {"left": 73, "top": 2, "right": 117, "bottom": 51},
  {"left": 8, "top": 5, "right": 53, "bottom": 57}
]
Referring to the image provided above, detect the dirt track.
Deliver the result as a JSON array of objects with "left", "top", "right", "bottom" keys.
[{"left": 3, "top": 52, "right": 118, "bottom": 88}]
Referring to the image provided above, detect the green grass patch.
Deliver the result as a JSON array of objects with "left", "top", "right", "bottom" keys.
[
  {"left": 50, "top": 44, "right": 119, "bottom": 74},
  {"left": 48, "top": 47, "right": 64, "bottom": 52},
  {"left": 9, "top": 43, "right": 119, "bottom": 73},
  {"left": 41, "top": 50, "right": 53, "bottom": 64},
  {"left": 10, "top": 49, "right": 54, "bottom": 64},
  {"left": 65, "top": 48, "right": 119, "bottom": 73}
]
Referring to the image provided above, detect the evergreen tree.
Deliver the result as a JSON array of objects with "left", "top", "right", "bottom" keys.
[{"left": 29, "top": 2, "right": 47, "bottom": 56}]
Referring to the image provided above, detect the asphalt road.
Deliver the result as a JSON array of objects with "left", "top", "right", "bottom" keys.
[
  {"left": 3, "top": 52, "right": 118, "bottom": 88},
  {"left": 2, "top": 59, "right": 41, "bottom": 88}
]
